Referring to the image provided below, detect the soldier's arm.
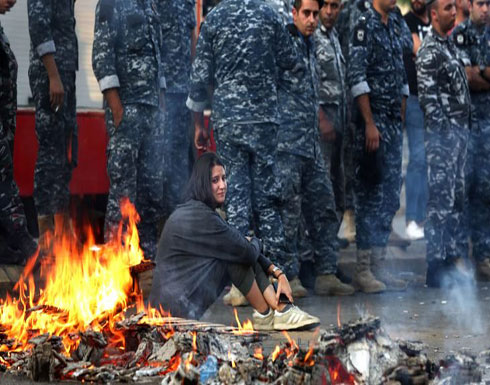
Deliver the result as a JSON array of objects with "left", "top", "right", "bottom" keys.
[
  {"left": 465, "top": 66, "right": 490, "bottom": 91},
  {"left": 416, "top": 48, "right": 448, "bottom": 130},
  {"left": 27, "top": 0, "right": 64, "bottom": 110},
  {"left": 92, "top": 0, "right": 123, "bottom": 127},
  {"left": 348, "top": 18, "right": 380, "bottom": 152},
  {"left": 273, "top": 15, "right": 298, "bottom": 70}
]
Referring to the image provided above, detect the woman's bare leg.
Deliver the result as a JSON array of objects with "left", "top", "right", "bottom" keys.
[
  {"left": 261, "top": 285, "right": 287, "bottom": 311},
  {"left": 244, "top": 280, "right": 269, "bottom": 313}
]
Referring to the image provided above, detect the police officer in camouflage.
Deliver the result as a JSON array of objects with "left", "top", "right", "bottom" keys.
[
  {"left": 315, "top": 0, "right": 348, "bottom": 220},
  {"left": 275, "top": 0, "right": 355, "bottom": 296},
  {"left": 348, "top": 0, "right": 410, "bottom": 293},
  {"left": 416, "top": 0, "right": 472, "bottom": 287},
  {"left": 187, "top": 0, "right": 298, "bottom": 293},
  {"left": 0, "top": 0, "right": 39, "bottom": 264},
  {"left": 160, "top": 0, "right": 196, "bottom": 216},
  {"left": 451, "top": 0, "right": 490, "bottom": 281},
  {"left": 27, "top": 0, "right": 78, "bottom": 240},
  {"left": 92, "top": 0, "right": 166, "bottom": 260}
]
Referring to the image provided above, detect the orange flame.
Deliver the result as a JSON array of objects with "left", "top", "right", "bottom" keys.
[
  {"left": 337, "top": 300, "right": 342, "bottom": 328},
  {"left": 326, "top": 356, "right": 357, "bottom": 385},
  {"left": 232, "top": 308, "right": 255, "bottom": 335},
  {"left": 0, "top": 198, "right": 164, "bottom": 360},
  {"left": 271, "top": 345, "right": 281, "bottom": 362},
  {"left": 228, "top": 350, "right": 236, "bottom": 368}
]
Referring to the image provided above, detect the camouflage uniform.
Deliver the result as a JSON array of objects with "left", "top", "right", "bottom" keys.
[
  {"left": 315, "top": 24, "right": 348, "bottom": 215},
  {"left": 0, "top": 22, "right": 38, "bottom": 262},
  {"left": 160, "top": 0, "right": 195, "bottom": 215},
  {"left": 452, "top": 21, "right": 490, "bottom": 261},
  {"left": 92, "top": 0, "right": 166, "bottom": 260},
  {"left": 27, "top": 0, "right": 78, "bottom": 216},
  {"left": 416, "top": 27, "right": 471, "bottom": 263},
  {"left": 348, "top": 7, "right": 409, "bottom": 250},
  {"left": 186, "top": 0, "right": 297, "bottom": 269},
  {"left": 266, "top": 0, "right": 293, "bottom": 24},
  {"left": 275, "top": 24, "right": 340, "bottom": 278}
]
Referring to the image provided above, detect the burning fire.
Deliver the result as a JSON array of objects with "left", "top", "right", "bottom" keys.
[
  {"left": 232, "top": 308, "right": 255, "bottom": 335},
  {"left": 0, "top": 198, "right": 158, "bottom": 358}
]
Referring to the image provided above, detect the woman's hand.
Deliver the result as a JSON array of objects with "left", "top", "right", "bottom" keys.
[{"left": 275, "top": 274, "right": 293, "bottom": 305}]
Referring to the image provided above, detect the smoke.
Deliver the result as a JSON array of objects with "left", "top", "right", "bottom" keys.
[{"left": 440, "top": 263, "right": 485, "bottom": 335}]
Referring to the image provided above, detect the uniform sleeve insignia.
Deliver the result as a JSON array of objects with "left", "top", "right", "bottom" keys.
[
  {"left": 456, "top": 33, "right": 465, "bottom": 45},
  {"left": 364, "top": 1, "right": 371, "bottom": 9},
  {"left": 357, "top": 29, "right": 365, "bottom": 42}
]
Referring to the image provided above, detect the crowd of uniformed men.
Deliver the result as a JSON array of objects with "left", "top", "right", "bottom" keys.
[{"left": 0, "top": 0, "right": 489, "bottom": 298}]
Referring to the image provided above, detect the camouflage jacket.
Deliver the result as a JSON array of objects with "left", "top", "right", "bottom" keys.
[
  {"left": 277, "top": 24, "right": 319, "bottom": 158},
  {"left": 160, "top": 0, "right": 196, "bottom": 94},
  {"left": 92, "top": 0, "right": 166, "bottom": 107},
  {"left": 0, "top": 22, "right": 17, "bottom": 140},
  {"left": 337, "top": 0, "right": 411, "bottom": 63},
  {"left": 314, "top": 25, "right": 347, "bottom": 108},
  {"left": 452, "top": 19, "right": 490, "bottom": 120},
  {"left": 186, "top": 0, "right": 297, "bottom": 126},
  {"left": 348, "top": 6, "right": 409, "bottom": 116},
  {"left": 416, "top": 27, "right": 471, "bottom": 132},
  {"left": 265, "top": 0, "right": 293, "bottom": 25},
  {"left": 27, "top": 0, "right": 78, "bottom": 73}
]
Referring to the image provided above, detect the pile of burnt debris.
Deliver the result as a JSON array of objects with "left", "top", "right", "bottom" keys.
[{"left": 1, "top": 314, "right": 489, "bottom": 384}]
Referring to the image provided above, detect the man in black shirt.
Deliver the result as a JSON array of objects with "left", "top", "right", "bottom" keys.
[{"left": 403, "top": 0, "right": 431, "bottom": 241}]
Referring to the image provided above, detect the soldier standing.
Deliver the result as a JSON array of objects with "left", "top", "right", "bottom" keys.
[
  {"left": 27, "top": 0, "right": 78, "bottom": 240},
  {"left": 92, "top": 0, "right": 166, "bottom": 260},
  {"left": 0, "top": 0, "right": 39, "bottom": 264},
  {"left": 187, "top": 0, "right": 298, "bottom": 295},
  {"left": 160, "top": 0, "right": 196, "bottom": 216},
  {"left": 451, "top": 0, "right": 490, "bottom": 281},
  {"left": 275, "top": 0, "right": 355, "bottom": 296},
  {"left": 348, "top": 0, "right": 409, "bottom": 293},
  {"left": 315, "top": 0, "right": 348, "bottom": 223},
  {"left": 416, "top": 0, "right": 472, "bottom": 287}
]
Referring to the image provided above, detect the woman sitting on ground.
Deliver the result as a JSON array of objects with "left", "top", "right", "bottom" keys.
[{"left": 149, "top": 152, "right": 319, "bottom": 331}]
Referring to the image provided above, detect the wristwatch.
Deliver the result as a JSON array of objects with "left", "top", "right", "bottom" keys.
[{"left": 271, "top": 266, "right": 281, "bottom": 278}]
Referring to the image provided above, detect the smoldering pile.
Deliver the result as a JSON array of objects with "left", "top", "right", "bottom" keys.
[{"left": 2, "top": 314, "right": 489, "bottom": 384}]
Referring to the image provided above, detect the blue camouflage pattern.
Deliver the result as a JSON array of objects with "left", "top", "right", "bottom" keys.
[
  {"left": 266, "top": 0, "right": 293, "bottom": 24},
  {"left": 452, "top": 20, "right": 490, "bottom": 261},
  {"left": 159, "top": 0, "right": 195, "bottom": 215},
  {"left": 276, "top": 24, "right": 340, "bottom": 277},
  {"left": 348, "top": 5, "right": 408, "bottom": 249},
  {"left": 186, "top": 0, "right": 298, "bottom": 124},
  {"left": 0, "top": 22, "right": 37, "bottom": 259},
  {"left": 93, "top": 0, "right": 166, "bottom": 260},
  {"left": 28, "top": 0, "right": 78, "bottom": 216},
  {"left": 417, "top": 27, "right": 471, "bottom": 263}
]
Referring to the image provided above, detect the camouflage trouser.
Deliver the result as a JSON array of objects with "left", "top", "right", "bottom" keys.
[
  {"left": 29, "top": 70, "right": 77, "bottom": 216},
  {"left": 276, "top": 151, "right": 339, "bottom": 277},
  {"left": 162, "top": 93, "right": 191, "bottom": 216},
  {"left": 425, "top": 126, "right": 469, "bottom": 263},
  {"left": 354, "top": 112, "right": 403, "bottom": 249},
  {"left": 0, "top": 119, "right": 30, "bottom": 241},
  {"left": 468, "top": 119, "right": 490, "bottom": 261},
  {"left": 104, "top": 104, "right": 165, "bottom": 261},
  {"left": 214, "top": 122, "right": 290, "bottom": 270},
  {"left": 320, "top": 104, "right": 346, "bottom": 217}
]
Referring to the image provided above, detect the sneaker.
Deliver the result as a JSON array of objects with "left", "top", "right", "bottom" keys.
[
  {"left": 223, "top": 285, "right": 249, "bottom": 307},
  {"left": 314, "top": 274, "right": 355, "bottom": 296},
  {"left": 289, "top": 277, "right": 308, "bottom": 298},
  {"left": 273, "top": 305, "right": 320, "bottom": 330},
  {"left": 406, "top": 221, "right": 424, "bottom": 240},
  {"left": 252, "top": 308, "right": 274, "bottom": 331}
]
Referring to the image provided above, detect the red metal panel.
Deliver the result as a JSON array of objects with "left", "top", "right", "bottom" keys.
[{"left": 13, "top": 109, "right": 110, "bottom": 196}]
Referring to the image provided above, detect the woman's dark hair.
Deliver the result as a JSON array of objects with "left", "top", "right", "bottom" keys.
[{"left": 183, "top": 152, "right": 225, "bottom": 209}]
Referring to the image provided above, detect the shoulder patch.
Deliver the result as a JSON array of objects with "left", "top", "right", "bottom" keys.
[
  {"left": 100, "top": 0, "right": 115, "bottom": 23},
  {"left": 354, "top": 26, "right": 366, "bottom": 45},
  {"left": 455, "top": 33, "right": 465, "bottom": 46}
]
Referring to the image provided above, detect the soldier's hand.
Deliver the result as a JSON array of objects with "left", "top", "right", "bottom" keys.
[
  {"left": 319, "top": 116, "right": 336, "bottom": 142},
  {"left": 49, "top": 75, "right": 65, "bottom": 112},
  {"left": 365, "top": 122, "right": 381, "bottom": 152},
  {"left": 112, "top": 105, "right": 124, "bottom": 129},
  {"left": 194, "top": 123, "right": 210, "bottom": 151}
]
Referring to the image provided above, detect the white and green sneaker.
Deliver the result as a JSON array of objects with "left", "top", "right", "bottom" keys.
[{"left": 273, "top": 306, "right": 320, "bottom": 331}]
